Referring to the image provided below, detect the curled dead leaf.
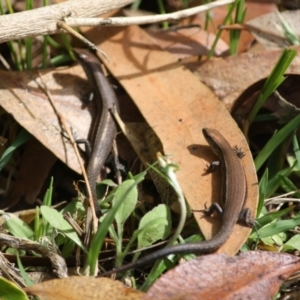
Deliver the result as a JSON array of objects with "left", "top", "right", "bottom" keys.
[{"left": 142, "top": 251, "right": 300, "bottom": 300}]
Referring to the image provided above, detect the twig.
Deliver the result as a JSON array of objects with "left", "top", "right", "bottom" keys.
[
  {"left": 0, "top": 233, "right": 67, "bottom": 278},
  {"left": 57, "top": 21, "right": 110, "bottom": 62},
  {"left": 65, "top": 0, "right": 235, "bottom": 27}
]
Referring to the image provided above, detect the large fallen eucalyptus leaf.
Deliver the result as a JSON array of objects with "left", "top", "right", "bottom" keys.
[
  {"left": 142, "top": 251, "right": 300, "bottom": 300},
  {"left": 81, "top": 24, "right": 258, "bottom": 256}
]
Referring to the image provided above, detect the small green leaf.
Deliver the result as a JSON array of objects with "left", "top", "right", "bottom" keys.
[
  {"left": 261, "top": 232, "right": 286, "bottom": 246},
  {"left": 137, "top": 204, "right": 171, "bottom": 249},
  {"left": 114, "top": 180, "right": 138, "bottom": 239},
  {"left": 5, "top": 214, "right": 34, "bottom": 239},
  {"left": 0, "top": 276, "right": 29, "bottom": 300},
  {"left": 283, "top": 234, "right": 300, "bottom": 251},
  {"left": 98, "top": 179, "right": 118, "bottom": 187},
  {"left": 60, "top": 200, "right": 85, "bottom": 217},
  {"left": 40, "top": 206, "right": 85, "bottom": 251}
]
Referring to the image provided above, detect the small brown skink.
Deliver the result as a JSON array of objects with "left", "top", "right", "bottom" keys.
[
  {"left": 100, "top": 128, "right": 253, "bottom": 275},
  {"left": 74, "top": 49, "right": 119, "bottom": 217}
]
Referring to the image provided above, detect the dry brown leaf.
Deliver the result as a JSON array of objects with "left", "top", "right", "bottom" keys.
[
  {"left": 142, "top": 251, "right": 300, "bottom": 300},
  {"left": 80, "top": 24, "right": 258, "bottom": 255},
  {"left": 24, "top": 276, "right": 144, "bottom": 300},
  {"left": 0, "top": 65, "right": 141, "bottom": 208},
  {"left": 247, "top": 10, "right": 300, "bottom": 49},
  {"left": 193, "top": 47, "right": 300, "bottom": 110},
  {"left": 146, "top": 26, "right": 229, "bottom": 58},
  {"left": 0, "top": 64, "right": 143, "bottom": 176},
  {"left": 0, "top": 65, "right": 93, "bottom": 174}
]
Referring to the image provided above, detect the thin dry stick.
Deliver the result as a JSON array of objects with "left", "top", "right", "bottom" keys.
[
  {"left": 0, "top": 233, "right": 68, "bottom": 278},
  {"left": 219, "top": 23, "right": 288, "bottom": 44},
  {"left": 36, "top": 71, "right": 98, "bottom": 234},
  {"left": 65, "top": 0, "right": 235, "bottom": 27},
  {"left": 57, "top": 21, "right": 110, "bottom": 62}
]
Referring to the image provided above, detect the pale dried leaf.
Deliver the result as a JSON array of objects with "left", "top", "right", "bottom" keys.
[{"left": 24, "top": 277, "right": 144, "bottom": 300}]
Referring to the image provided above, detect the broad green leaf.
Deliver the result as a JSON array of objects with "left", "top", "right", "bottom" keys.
[
  {"left": 4, "top": 214, "right": 33, "bottom": 239},
  {"left": 283, "top": 234, "right": 300, "bottom": 251},
  {"left": 40, "top": 206, "right": 85, "bottom": 251},
  {"left": 0, "top": 276, "right": 28, "bottom": 300},
  {"left": 137, "top": 204, "right": 171, "bottom": 249}
]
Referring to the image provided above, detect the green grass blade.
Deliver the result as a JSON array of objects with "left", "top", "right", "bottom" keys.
[
  {"left": 207, "top": 0, "right": 240, "bottom": 59},
  {"left": 249, "top": 49, "right": 297, "bottom": 124},
  {"left": 254, "top": 217, "right": 300, "bottom": 239},
  {"left": 16, "top": 253, "right": 34, "bottom": 287},
  {"left": 255, "top": 113, "right": 300, "bottom": 171},
  {"left": 230, "top": 0, "right": 246, "bottom": 54},
  {"left": 0, "top": 129, "right": 31, "bottom": 171},
  {"left": 292, "top": 132, "right": 300, "bottom": 169},
  {"left": 85, "top": 173, "right": 146, "bottom": 275},
  {"left": 257, "top": 168, "right": 268, "bottom": 217},
  {"left": 254, "top": 206, "right": 294, "bottom": 230}
]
